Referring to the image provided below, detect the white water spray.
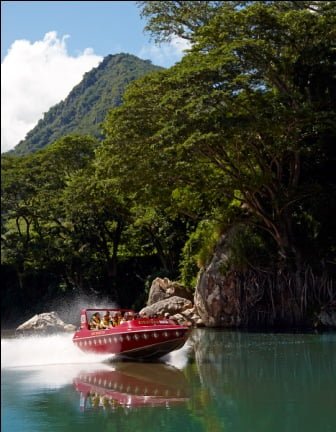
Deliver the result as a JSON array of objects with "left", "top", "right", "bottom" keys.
[
  {"left": 1, "top": 295, "right": 120, "bottom": 370},
  {"left": 163, "top": 340, "right": 193, "bottom": 369},
  {"left": 1, "top": 333, "right": 113, "bottom": 369}
]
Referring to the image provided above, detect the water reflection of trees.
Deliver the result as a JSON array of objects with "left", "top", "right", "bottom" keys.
[{"left": 188, "top": 329, "right": 336, "bottom": 432}]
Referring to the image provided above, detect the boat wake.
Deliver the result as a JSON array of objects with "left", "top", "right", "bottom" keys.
[
  {"left": 1, "top": 332, "right": 191, "bottom": 370},
  {"left": 1, "top": 333, "right": 113, "bottom": 369},
  {"left": 1, "top": 333, "right": 192, "bottom": 397}
]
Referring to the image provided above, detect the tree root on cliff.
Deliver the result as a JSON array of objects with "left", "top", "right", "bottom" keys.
[{"left": 235, "top": 267, "right": 334, "bottom": 327}]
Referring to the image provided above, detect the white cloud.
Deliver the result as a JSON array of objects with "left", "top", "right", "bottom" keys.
[
  {"left": 138, "top": 35, "right": 191, "bottom": 68},
  {"left": 1, "top": 31, "right": 103, "bottom": 153}
]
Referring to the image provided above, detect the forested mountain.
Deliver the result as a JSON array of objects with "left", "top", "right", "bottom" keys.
[{"left": 11, "top": 53, "right": 162, "bottom": 155}]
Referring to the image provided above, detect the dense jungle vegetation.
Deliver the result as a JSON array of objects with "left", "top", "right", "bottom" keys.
[{"left": 2, "top": 1, "right": 335, "bottom": 327}]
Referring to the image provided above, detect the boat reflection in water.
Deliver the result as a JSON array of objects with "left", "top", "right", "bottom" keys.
[{"left": 73, "top": 362, "right": 190, "bottom": 411}]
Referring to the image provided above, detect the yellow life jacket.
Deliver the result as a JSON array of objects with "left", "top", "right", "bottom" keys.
[
  {"left": 102, "top": 316, "right": 111, "bottom": 327},
  {"left": 90, "top": 315, "right": 101, "bottom": 328}
]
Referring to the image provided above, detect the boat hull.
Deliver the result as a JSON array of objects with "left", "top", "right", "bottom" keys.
[{"left": 73, "top": 321, "right": 190, "bottom": 360}]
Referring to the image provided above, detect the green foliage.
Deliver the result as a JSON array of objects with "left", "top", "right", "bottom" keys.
[
  {"left": 180, "top": 220, "right": 220, "bottom": 287},
  {"left": 137, "top": 1, "right": 224, "bottom": 42},
  {"left": 129, "top": 205, "right": 192, "bottom": 278},
  {"left": 225, "top": 225, "right": 273, "bottom": 272},
  {"left": 107, "top": 1, "right": 336, "bottom": 269},
  {"left": 1, "top": 135, "right": 98, "bottom": 275}
]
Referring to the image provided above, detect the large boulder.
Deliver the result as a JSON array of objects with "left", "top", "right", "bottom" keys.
[
  {"left": 147, "top": 277, "right": 193, "bottom": 305},
  {"left": 16, "top": 311, "right": 77, "bottom": 334},
  {"left": 140, "top": 295, "right": 204, "bottom": 326},
  {"left": 141, "top": 296, "right": 193, "bottom": 316}
]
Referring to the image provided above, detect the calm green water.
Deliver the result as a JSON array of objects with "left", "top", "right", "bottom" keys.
[{"left": 1, "top": 329, "right": 336, "bottom": 432}]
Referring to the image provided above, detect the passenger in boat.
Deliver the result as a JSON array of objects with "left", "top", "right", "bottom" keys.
[
  {"left": 101, "top": 311, "right": 113, "bottom": 329},
  {"left": 89, "top": 312, "right": 102, "bottom": 330},
  {"left": 125, "top": 311, "right": 134, "bottom": 321},
  {"left": 112, "top": 311, "right": 121, "bottom": 326},
  {"left": 111, "top": 313, "right": 117, "bottom": 327},
  {"left": 119, "top": 312, "right": 128, "bottom": 324}
]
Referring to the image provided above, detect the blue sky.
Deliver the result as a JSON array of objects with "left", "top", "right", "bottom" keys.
[
  {"left": 2, "top": 1, "right": 157, "bottom": 62},
  {"left": 1, "top": 1, "right": 189, "bottom": 152}
]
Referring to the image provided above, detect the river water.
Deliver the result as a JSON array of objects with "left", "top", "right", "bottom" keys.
[{"left": 1, "top": 329, "right": 336, "bottom": 432}]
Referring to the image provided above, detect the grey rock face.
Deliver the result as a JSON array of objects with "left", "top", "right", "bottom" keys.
[
  {"left": 16, "top": 311, "right": 77, "bottom": 333},
  {"left": 141, "top": 296, "right": 193, "bottom": 316},
  {"left": 147, "top": 277, "right": 193, "bottom": 305},
  {"left": 194, "top": 234, "right": 241, "bottom": 327}
]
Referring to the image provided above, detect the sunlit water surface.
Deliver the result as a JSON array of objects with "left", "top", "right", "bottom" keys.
[{"left": 2, "top": 329, "right": 336, "bottom": 432}]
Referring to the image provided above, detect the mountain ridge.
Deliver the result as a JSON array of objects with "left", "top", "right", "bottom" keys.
[{"left": 11, "top": 53, "right": 163, "bottom": 155}]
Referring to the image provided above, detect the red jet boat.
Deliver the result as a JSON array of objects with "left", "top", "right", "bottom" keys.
[{"left": 73, "top": 308, "right": 191, "bottom": 360}]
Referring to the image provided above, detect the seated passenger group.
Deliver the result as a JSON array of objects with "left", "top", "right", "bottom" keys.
[{"left": 89, "top": 311, "right": 134, "bottom": 330}]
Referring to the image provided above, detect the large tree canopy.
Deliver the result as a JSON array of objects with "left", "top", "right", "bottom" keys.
[
  {"left": 102, "top": 1, "right": 335, "bottom": 270},
  {"left": 137, "top": 0, "right": 224, "bottom": 42}
]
